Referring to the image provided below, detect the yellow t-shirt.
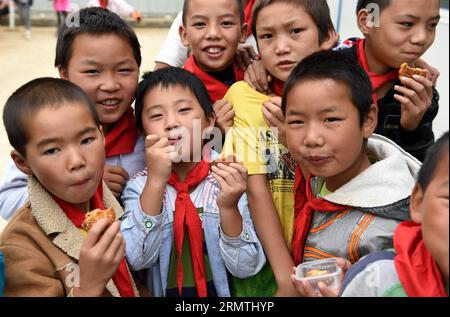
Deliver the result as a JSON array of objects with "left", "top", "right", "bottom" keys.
[{"left": 222, "top": 81, "right": 296, "bottom": 248}]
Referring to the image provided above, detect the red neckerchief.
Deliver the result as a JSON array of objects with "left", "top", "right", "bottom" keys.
[
  {"left": 167, "top": 158, "right": 211, "bottom": 297},
  {"left": 53, "top": 182, "right": 135, "bottom": 297},
  {"left": 270, "top": 78, "right": 285, "bottom": 97},
  {"left": 99, "top": 0, "right": 108, "bottom": 9},
  {"left": 394, "top": 221, "right": 447, "bottom": 297},
  {"left": 356, "top": 39, "right": 399, "bottom": 106},
  {"left": 291, "top": 170, "right": 348, "bottom": 265},
  {"left": 244, "top": 0, "right": 256, "bottom": 36},
  {"left": 105, "top": 107, "right": 138, "bottom": 158},
  {"left": 183, "top": 55, "right": 244, "bottom": 103}
]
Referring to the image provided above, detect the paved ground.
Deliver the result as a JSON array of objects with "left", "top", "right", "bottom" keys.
[{"left": 0, "top": 26, "right": 169, "bottom": 177}]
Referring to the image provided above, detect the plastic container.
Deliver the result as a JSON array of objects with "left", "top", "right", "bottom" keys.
[{"left": 295, "top": 258, "right": 342, "bottom": 293}]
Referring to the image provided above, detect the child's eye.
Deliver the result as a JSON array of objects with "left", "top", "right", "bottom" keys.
[
  {"left": 81, "top": 137, "right": 95, "bottom": 145},
  {"left": 429, "top": 22, "right": 438, "bottom": 30},
  {"left": 324, "top": 118, "right": 341, "bottom": 123},
  {"left": 82, "top": 69, "right": 100, "bottom": 74},
  {"left": 222, "top": 21, "right": 235, "bottom": 27},
  {"left": 399, "top": 22, "right": 414, "bottom": 28},
  {"left": 150, "top": 114, "right": 163, "bottom": 120},
  {"left": 287, "top": 120, "right": 304, "bottom": 126},
  {"left": 291, "top": 28, "right": 304, "bottom": 35},
  {"left": 192, "top": 22, "right": 206, "bottom": 28},
  {"left": 179, "top": 108, "right": 191, "bottom": 113},
  {"left": 259, "top": 33, "right": 273, "bottom": 40},
  {"left": 44, "top": 148, "right": 60, "bottom": 156},
  {"left": 118, "top": 68, "right": 133, "bottom": 73}
]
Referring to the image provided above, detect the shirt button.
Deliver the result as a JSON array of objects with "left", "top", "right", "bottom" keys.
[
  {"left": 145, "top": 221, "right": 153, "bottom": 229},
  {"left": 245, "top": 232, "right": 250, "bottom": 241}
]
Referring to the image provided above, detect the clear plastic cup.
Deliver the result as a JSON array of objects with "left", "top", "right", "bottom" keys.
[{"left": 295, "top": 258, "right": 343, "bottom": 293}]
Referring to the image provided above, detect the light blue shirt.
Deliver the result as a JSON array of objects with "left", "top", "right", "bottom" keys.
[{"left": 120, "top": 150, "right": 266, "bottom": 297}]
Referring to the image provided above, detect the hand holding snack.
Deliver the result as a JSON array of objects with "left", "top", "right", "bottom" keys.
[
  {"left": 395, "top": 63, "right": 433, "bottom": 131},
  {"left": 75, "top": 219, "right": 125, "bottom": 297},
  {"left": 144, "top": 135, "right": 174, "bottom": 184},
  {"left": 290, "top": 258, "right": 351, "bottom": 297},
  {"left": 211, "top": 155, "right": 247, "bottom": 210}
]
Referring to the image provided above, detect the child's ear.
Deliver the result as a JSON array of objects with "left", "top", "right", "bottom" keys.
[
  {"left": 319, "top": 28, "right": 339, "bottom": 51},
  {"left": 11, "top": 150, "right": 33, "bottom": 176},
  {"left": 179, "top": 25, "right": 190, "bottom": 48},
  {"left": 240, "top": 23, "right": 248, "bottom": 43},
  {"left": 206, "top": 112, "right": 216, "bottom": 129},
  {"left": 58, "top": 66, "right": 69, "bottom": 80},
  {"left": 410, "top": 183, "right": 425, "bottom": 224},
  {"left": 357, "top": 9, "right": 372, "bottom": 35},
  {"left": 362, "top": 104, "right": 378, "bottom": 139}
]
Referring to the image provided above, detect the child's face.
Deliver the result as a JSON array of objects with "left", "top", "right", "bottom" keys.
[
  {"left": 361, "top": 0, "right": 440, "bottom": 70},
  {"left": 180, "top": 0, "right": 246, "bottom": 72},
  {"left": 255, "top": 2, "right": 334, "bottom": 82},
  {"left": 285, "top": 79, "right": 377, "bottom": 191},
  {"left": 411, "top": 151, "right": 449, "bottom": 280},
  {"left": 141, "top": 85, "right": 215, "bottom": 161},
  {"left": 13, "top": 103, "right": 105, "bottom": 211},
  {"left": 60, "top": 33, "right": 139, "bottom": 132}
]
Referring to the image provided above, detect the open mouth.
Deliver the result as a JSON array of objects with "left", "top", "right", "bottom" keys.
[
  {"left": 169, "top": 136, "right": 183, "bottom": 145},
  {"left": 204, "top": 46, "right": 225, "bottom": 58},
  {"left": 99, "top": 99, "right": 122, "bottom": 108}
]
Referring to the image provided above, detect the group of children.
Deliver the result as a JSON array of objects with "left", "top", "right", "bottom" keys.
[{"left": 0, "top": 0, "right": 447, "bottom": 298}]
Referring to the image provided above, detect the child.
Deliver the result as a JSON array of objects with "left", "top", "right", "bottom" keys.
[
  {"left": 222, "top": 0, "right": 337, "bottom": 296},
  {"left": 0, "top": 78, "right": 144, "bottom": 297},
  {"left": 53, "top": 0, "right": 71, "bottom": 28},
  {"left": 285, "top": 50, "right": 421, "bottom": 296},
  {"left": 87, "top": 0, "right": 141, "bottom": 22},
  {"left": 340, "top": 0, "right": 441, "bottom": 162},
  {"left": 341, "top": 132, "right": 449, "bottom": 297},
  {"left": 13, "top": 0, "right": 32, "bottom": 39},
  {"left": 180, "top": 0, "right": 248, "bottom": 134},
  {"left": 0, "top": 7, "right": 145, "bottom": 219},
  {"left": 154, "top": 0, "right": 257, "bottom": 70},
  {"left": 120, "top": 68, "right": 266, "bottom": 297}
]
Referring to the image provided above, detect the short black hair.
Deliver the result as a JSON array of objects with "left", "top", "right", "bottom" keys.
[
  {"left": 417, "top": 131, "right": 449, "bottom": 191},
  {"left": 182, "top": 0, "right": 245, "bottom": 26},
  {"left": 282, "top": 50, "right": 373, "bottom": 126},
  {"left": 3, "top": 78, "right": 99, "bottom": 157},
  {"left": 251, "top": 0, "right": 335, "bottom": 45},
  {"left": 55, "top": 7, "right": 142, "bottom": 70},
  {"left": 356, "top": 0, "right": 391, "bottom": 14},
  {"left": 135, "top": 67, "right": 214, "bottom": 132}
]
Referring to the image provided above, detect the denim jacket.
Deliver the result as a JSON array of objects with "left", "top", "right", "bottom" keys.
[{"left": 120, "top": 150, "right": 266, "bottom": 297}]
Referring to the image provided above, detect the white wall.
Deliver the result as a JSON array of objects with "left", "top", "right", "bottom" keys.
[{"left": 328, "top": 0, "right": 449, "bottom": 138}]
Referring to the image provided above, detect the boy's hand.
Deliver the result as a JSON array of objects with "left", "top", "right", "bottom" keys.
[
  {"left": 75, "top": 219, "right": 125, "bottom": 297},
  {"left": 262, "top": 97, "right": 287, "bottom": 148},
  {"left": 211, "top": 161, "right": 248, "bottom": 210},
  {"left": 394, "top": 73, "right": 434, "bottom": 131},
  {"left": 290, "top": 258, "right": 351, "bottom": 297},
  {"left": 413, "top": 59, "right": 440, "bottom": 86},
  {"left": 213, "top": 99, "right": 234, "bottom": 135},
  {"left": 145, "top": 135, "right": 173, "bottom": 184},
  {"left": 103, "top": 165, "right": 130, "bottom": 198},
  {"left": 244, "top": 58, "right": 272, "bottom": 95},
  {"left": 235, "top": 43, "right": 259, "bottom": 71}
]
